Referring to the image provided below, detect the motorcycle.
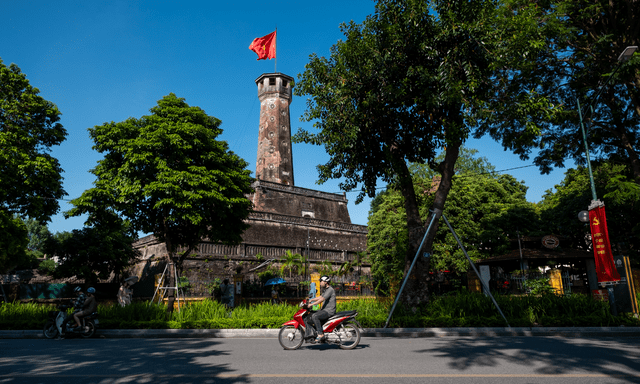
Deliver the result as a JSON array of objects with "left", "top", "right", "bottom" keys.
[
  {"left": 43, "top": 304, "right": 99, "bottom": 339},
  {"left": 278, "top": 299, "right": 363, "bottom": 350}
]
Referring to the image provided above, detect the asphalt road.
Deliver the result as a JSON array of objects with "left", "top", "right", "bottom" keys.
[{"left": 2, "top": 336, "right": 640, "bottom": 384}]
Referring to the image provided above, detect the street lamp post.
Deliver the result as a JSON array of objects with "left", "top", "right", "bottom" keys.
[
  {"left": 576, "top": 46, "right": 637, "bottom": 201},
  {"left": 576, "top": 46, "right": 637, "bottom": 314}
]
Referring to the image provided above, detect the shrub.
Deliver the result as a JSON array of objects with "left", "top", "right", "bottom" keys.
[
  {"left": 2, "top": 293, "right": 639, "bottom": 330},
  {"left": 524, "top": 277, "right": 556, "bottom": 295},
  {"left": 37, "top": 259, "right": 56, "bottom": 275}
]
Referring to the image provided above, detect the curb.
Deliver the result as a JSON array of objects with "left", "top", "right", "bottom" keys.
[
  {"left": 2, "top": 327, "right": 640, "bottom": 339},
  {"left": 362, "top": 327, "right": 640, "bottom": 338}
]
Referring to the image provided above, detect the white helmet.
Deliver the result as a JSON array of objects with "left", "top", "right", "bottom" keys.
[{"left": 320, "top": 275, "right": 331, "bottom": 283}]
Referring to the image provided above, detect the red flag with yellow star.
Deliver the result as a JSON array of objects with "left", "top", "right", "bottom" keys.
[{"left": 249, "top": 31, "right": 276, "bottom": 60}]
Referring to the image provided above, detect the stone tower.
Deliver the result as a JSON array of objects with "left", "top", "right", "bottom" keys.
[{"left": 255, "top": 73, "right": 294, "bottom": 185}]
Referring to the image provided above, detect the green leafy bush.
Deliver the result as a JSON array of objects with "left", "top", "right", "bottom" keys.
[
  {"left": 37, "top": 259, "right": 56, "bottom": 275},
  {"left": 524, "top": 277, "right": 556, "bottom": 295},
  {"left": 2, "top": 293, "right": 639, "bottom": 330}
]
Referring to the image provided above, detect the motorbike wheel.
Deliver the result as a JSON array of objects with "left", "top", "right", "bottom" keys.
[
  {"left": 43, "top": 320, "right": 59, "bottom": 339},
  {"left": 337, "top": 321, "right": 361, "bottom": 350},
  {"left": 278, "top": 325, "right": 304, "bottom": 350},
  {"left": 80, "top": 321, "right": 96, "bottom": 338}
]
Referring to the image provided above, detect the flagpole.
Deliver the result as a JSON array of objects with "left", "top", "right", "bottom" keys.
[{"left": 275, "top": 26, "right": 277, "bottom": 73}]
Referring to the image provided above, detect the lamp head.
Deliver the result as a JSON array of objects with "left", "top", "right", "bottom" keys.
[
  {"left": 578, "top": 210, "right": 590, "bottom": 223},
  {"left": 618, "top": 46, "right": 637, "bottom": 63}
]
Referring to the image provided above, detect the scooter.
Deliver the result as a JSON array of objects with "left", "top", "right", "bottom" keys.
[
  {"left": 278, "top": 299, "right": 363, "bottom": 350},
  {"left": 43, "top": 304, "right": 99, "bottom": 339}
]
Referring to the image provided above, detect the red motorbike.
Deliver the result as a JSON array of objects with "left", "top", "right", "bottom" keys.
[{"left": 278, "top": 299, "right": 363, "bottom": 350}]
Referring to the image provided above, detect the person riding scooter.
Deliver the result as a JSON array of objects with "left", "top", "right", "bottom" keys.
[
  {"left": 65, "top": 287, "right": 86, "bottom": 327},
  {"left": 57, "top": 286, "right": 86, "bottom": 338},
  {"left": 71, "top": 287, "right": 97, "bottom": 332},
  {"left": 306, "top": 275, "right": 336, "bottom": 342}
]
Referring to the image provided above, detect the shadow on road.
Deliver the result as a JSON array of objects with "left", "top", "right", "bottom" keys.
[
  {"left": 302, "top": 342, "right": 371, "bottom": 351},
  {"left": 0, "top": 339, "right": 247, "bottom": 384},
  {"left": 416, "top": 336, "right": 640, "bottom": 382}
]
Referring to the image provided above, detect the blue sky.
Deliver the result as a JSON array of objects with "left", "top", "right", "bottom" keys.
[{"left": 1, "top": 0, "right": 574, "bottom": 234}]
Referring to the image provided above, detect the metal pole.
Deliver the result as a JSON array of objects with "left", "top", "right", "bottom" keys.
[
  {"left": 574, "top": 58, "right": 627, "bottom": 314},
  {"left": 149, "top": 263, "right": 169, "bottom": 306},
  {"left": 441, "top": 214, "right": 511, "bottom": 328},
  {"left": 517, "top": 230, "right": 526, "bottom": 287},
  {"left": 607, "top": 286, "right": 618, "bottom": 316},
  {"left": 575, "top": 60, "right": 624, "bottom": 201},
  {"left": 384, "top": 211, "right": 439, "bottom": 328},
  {"left": 576, "top": 97, "right": 598, "bottom": 201},
  {"left": 173, "top": 263, "right": 181, "bottom": 313},
  {"left": 307, "top": 227, "right": 310, "bottom": 280}
]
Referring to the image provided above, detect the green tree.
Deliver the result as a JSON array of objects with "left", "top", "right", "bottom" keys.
[
  {"left": 279, "top": 250, "right": 303, "bottom": 278},
  {"left": 0, "top": 59, "right": 67, "bottom": 221},
  {"left": 44, "top": 214, "right": 139, "bottom": 285},
  {"left": 68, "top": 93, "right": 254, "bottom": 311},
  {"left": 489, "top": 1, "right": 640, "bottom": 183},
  {"left": 408, "top": 147, "right": 496, "bottom": 182},
  {"left": 336, "top": 261, "right": 353, "bottom": 278},
  {"left": 0, "top": 212, "right": 28, "bottom": 273},
  {"left": 298, "top": 253, "right": 308, "bottom": 278},
  {"left": 367, "top": 189, "right": 408, "bottom": 295},
  {"left": 427, "top": 174, "right": 539, "bottom": 271},
  {"left": 318, "top": 260, "right": 335, "bottom": 276},
  {"left": 24, "top": 218, "right": 51, "bottom": 258},
  {"left": 0, "top": 59, "right": 66, "bottom": 272},
  {"left": 539, "top": 162, "right": 640, "bottom": 262},
  {"left": 294, "top": 0, "right": 551, "bottom": 305},
  {"left": 368, "top": 148, "right": 538, "bottom": 294}
]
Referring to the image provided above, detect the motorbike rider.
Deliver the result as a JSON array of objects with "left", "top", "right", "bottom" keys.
[
  {"left": 72, "top": 287, "right": 97, "bottom": 331},
  {"left": 63, "top": 286, "right": 86, "bottom": 333},
  {"left": 306, "top": 275, "right": 336, "bottom": 342}
]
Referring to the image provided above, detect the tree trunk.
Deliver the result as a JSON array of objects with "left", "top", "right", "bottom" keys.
[
  {"left": 617, "top": 130, "right": 640, "bottom": 184},
  {"left": 400, "top": 141, "right": 461, "bottom": 307}
]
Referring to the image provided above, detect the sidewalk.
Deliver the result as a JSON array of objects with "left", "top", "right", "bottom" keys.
[{"left": 3, "top": 327, "right": 640, "bottom": 339}]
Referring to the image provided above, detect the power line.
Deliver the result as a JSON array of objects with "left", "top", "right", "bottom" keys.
[
  {"left": 454, "top": 164, "right": 537, "bottom": 179},
  {"left": 334, "top": 164, "right": 538, "bottom": 194}
]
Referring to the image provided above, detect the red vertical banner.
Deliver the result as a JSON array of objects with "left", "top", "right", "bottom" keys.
[{"left": 589, "top": 205, "right": 621, "bottom": 282}]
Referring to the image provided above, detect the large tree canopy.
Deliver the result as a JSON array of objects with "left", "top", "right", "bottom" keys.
[
  {"left": 0, "top": 59, "right": 67, "bottom": 222},
  {"left": 488, "top": 0, "right": 640, "bottom": 182},
  {"left": 0, "top": 58, "right": 66, "bottom": 273},
  {"left": 294, "top": 0, "right": 550, "bottom": 305},
  {"left": 68, "top": 94, "right": 254, "bottom": 305}
]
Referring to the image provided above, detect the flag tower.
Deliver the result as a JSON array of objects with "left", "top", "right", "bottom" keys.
[{"left": 254, "top": 73, "right": 294, "bottom": 186}]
